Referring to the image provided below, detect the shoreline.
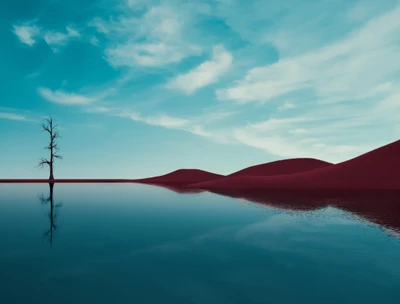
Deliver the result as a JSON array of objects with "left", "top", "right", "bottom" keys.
[{"left": 0, "top": 179, "right": 135, "bottom": 183}]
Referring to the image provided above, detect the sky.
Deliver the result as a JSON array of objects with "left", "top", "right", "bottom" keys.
[{"left": 1, "top": 0, "right": 400, "bottom": 179}]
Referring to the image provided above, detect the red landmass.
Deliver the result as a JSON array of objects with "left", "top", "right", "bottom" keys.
[
  {"left": 229, "top": 158, "right": 332, "bottom": 177},
  {"left": 189, "top": 139, "right": 400, "bottom": 190},
  {"left": 2, "top": 139, "right": 400, "bottom": 234},
  {"left": 2, "top": 139, "right": 400, "bottom": 191},
  {"left": 131, "top": 169, "right": 223, "bottom": 186},
  {"left": 0, "top": 179, "right": 133, "bottom": 183}
]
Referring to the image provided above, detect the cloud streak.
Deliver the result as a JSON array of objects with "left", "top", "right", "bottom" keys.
[
  {"left": 0, "top": 112, "right": 26, "bottom": 121},
  {"left": 12, "top": 22, "right": 80, "bottom": 51},
  {"left": 10, "top": 0, "right": 398, "bottom": 168},
  {"left": 38, "top": 88, "right": 96, "bottom": 105},
  {"left": 97, "top": 5, "right": 203, "bottom": 67},
  {"left": 207, "top": 4, "right": 400, "bottom": 162},
  {"left": 217, "top": 5, "right": 400, "bottom": 105},
  {"left": 166, "top": 45, "right": 232, "bottom": 94},
  {"left": 119, "top": 111, "right": 190, "bottom": 128},
  {"left": 12, "top": 24, "right": 40, "bottom": 46}
]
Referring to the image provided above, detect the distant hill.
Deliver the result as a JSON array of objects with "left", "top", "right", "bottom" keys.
[
  {"left": 229, "top": 158, "right": 332, "bottom": 177},
  {"left": 132, "top": 169, "right": 223, "bottom": 186},
  {"left": 189, "top": 140, "right": 400, "bottom": 190}
]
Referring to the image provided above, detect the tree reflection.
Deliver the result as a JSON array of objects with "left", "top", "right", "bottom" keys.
[{"left": 38, "top": 183, "right": 62, "bottom": 246}]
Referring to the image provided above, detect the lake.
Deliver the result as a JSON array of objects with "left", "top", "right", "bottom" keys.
[{"left": 1, "top": 183, "right": 400, "bottom": 304}]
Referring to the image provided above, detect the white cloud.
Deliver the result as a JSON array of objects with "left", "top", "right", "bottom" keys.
[
  {"left": 43, "top": 32, "right": 67, "bottom": 46},
  {"left": 13, "top": 22, "right": 80, "bottom": 51},
  {"left": 66, "top": 26, "right": 80, "bottom": 37},
  {"left": 90, "top": 36, "right": 100, "bottom": 46},
  {"left": 231, "top": 112, "right": 385, "bottom": 163},
  {"left": 38, "top": 88, "right": 96, "bottom": 105},
  {"left": 12, "top": 24, "right": 40, "bottom": 46},
  {"left": 216, "top": 5, "right": 400, "bottom": 105},
  {"left": 0, "top": 112, "right": 26, "bottom": 121},
  {"left": 126, "top": 0, "right": 149, "bottom": 10},
  {"left": 113, "top": 108, "right": 233, "bottom": 143},
  {"left": 118, "top": 111, "right": 189, "bottom": 128},
  {"left": 234, "top": 128, "right": 359, "bottom": 163},
  {"left": 166, "top": 45, "right": 232, "bottom": 94},
  {"left": 106, "top": 42, "right": 201, "bottom": 67},
  {"left": 141, "top": 114, "right": 189, "bottom": 128},
  {"left": 85, "top": 106, "right": 114, "bottom": 113},
  {"left": 24, "top": 0, "right": 396, "bottom": 165},
  {"left": 206, "top": 4, "right": 400, "bottom": 161},
  {"left": 43, "top": 26, "right": 80, "bottom": 51},
  {"left": 289, "top": 128, "right": 308, "bottom": 135},
  {"left": 278, "top": 101, "right": 296, "bottom": 111},
  {"left": 93, "top": 5, "right": 203, "bottom": 67}
]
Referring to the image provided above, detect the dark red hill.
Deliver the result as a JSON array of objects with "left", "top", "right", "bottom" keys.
[
  {"left": 190, "top": 140, "right": 400, "bottom": 190},
  {"left": 132, "top": 169, "right": 223, "bottom": 186},
  {"left": 229, "top": 158, "right": 332, "bottom": 177}
]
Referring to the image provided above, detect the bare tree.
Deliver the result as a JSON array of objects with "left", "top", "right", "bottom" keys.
[{"left": 38, "top": 116, "right": 62, "bottom": 180}]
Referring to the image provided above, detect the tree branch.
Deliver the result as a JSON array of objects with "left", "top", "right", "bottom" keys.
[
  {"left": 41, "top": 123, "right": 52, "bottom": 134},
  {"left": 53, "top": 154, "right": 63, "bottom": 160},
  {"left": 37, "top": 157, "right": 51, "bottom": 168},
  {"left": 45, "top": 143, "right": 60, "bottom": 151},
  {"left": 51, "top": 131, "right": 60, "bottom": 140}
]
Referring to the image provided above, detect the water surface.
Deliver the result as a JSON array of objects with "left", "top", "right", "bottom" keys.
[{"left": 0, "top": 183, "right": 399, "bottom": 304}]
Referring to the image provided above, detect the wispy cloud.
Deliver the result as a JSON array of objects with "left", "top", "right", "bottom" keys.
[
  {"left": 104, "top": 106, "right": 235, "bottom": 143},
  {"left": 12, "top": 24, "right": 40, "bottom": 46},
  {"left": 166, "top": 45, "right": 232, "bottom": 94},
  {"left": 232, "top": 114, "right": 381, "bottom": 163},
  {"left": 12, "top": 22, "right": 80, "bottom": 52},
  {"left": 92, "top": 4, "right": 203, "bottom": 67},
  {"left": 119, "top": 111, "right": 190, "bottom": 128},
  {"left": 38, "top": 88, "right": 96, "bottom": 105},
  {"left": 9, "top": 0, "right": 398, "bottom": 168},
  {"left": 84, "top": 106, "right": 114, "bottom": 113},
  {"left": 43, "top": 26, "right": 80, "bottom": 52},
  {"left": 89, "top": 36, "right": 99, "bottom": 46},
  {"left": 277, "top": 101, "right": 296, "bottom": 111},
  {"left": 43, "top": 26, "right": 80, "bottom": 51},
  {"left": 217, "top": 6, "right": 400, "bottom": 105},
  {"left": 207, "top": 4, "right": 400, "bottom": 162},
  {"left": 0, "top": 112, "right": 26, "bottom": 121}
]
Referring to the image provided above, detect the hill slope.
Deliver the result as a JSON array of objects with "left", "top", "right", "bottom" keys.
[
  {"left": 133, "top": 169, "right": 223, "bottom": 186},
  {"left": 190, "top": 140, "right": 400, "bottom": 190},
  {"left": 229, "top": 158, "right": 332, "bottom": 177}
]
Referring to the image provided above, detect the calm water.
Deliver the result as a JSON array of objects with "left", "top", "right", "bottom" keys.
[{"left": 1, "top": 184, "right": 400, "bottom": 304}]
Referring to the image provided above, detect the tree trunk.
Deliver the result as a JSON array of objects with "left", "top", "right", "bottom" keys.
[
  {"left": 49, "top": 164, "right": 54, "bottom": 180},
  {"left": 50, "top": 129, "right": 54, "bottom": 180}
]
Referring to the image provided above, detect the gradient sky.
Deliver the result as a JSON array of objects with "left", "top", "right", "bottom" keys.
[{"left": 1, "top": 0, "right": 400, "bottom": 178}]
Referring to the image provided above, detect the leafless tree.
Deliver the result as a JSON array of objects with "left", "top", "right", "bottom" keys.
[{"left": 37, "top": 116, "right": 62, "bottom": 180}]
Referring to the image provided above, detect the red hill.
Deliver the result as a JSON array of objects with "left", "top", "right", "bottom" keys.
[
  {"left": 190, "top": 139, "right": 400, "bottom": 190},
  {"left": 229, "top": 158, "right": 332, "bottom": 177},
  {"left": 132, "top": 169, "right": 223, "bottom": 186}
]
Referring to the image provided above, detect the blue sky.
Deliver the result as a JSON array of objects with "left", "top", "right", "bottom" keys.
[{"left": 1, "top": 0, "right": 400, "bottom": 178}]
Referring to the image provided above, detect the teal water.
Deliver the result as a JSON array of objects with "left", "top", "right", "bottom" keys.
[{"left": 0, "top": 183, "right": 400, "bottom": 304}]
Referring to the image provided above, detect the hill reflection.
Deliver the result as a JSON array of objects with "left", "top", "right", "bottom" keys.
[{"left": 149, "top": 183, "right": 400, "bottom": 235}]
